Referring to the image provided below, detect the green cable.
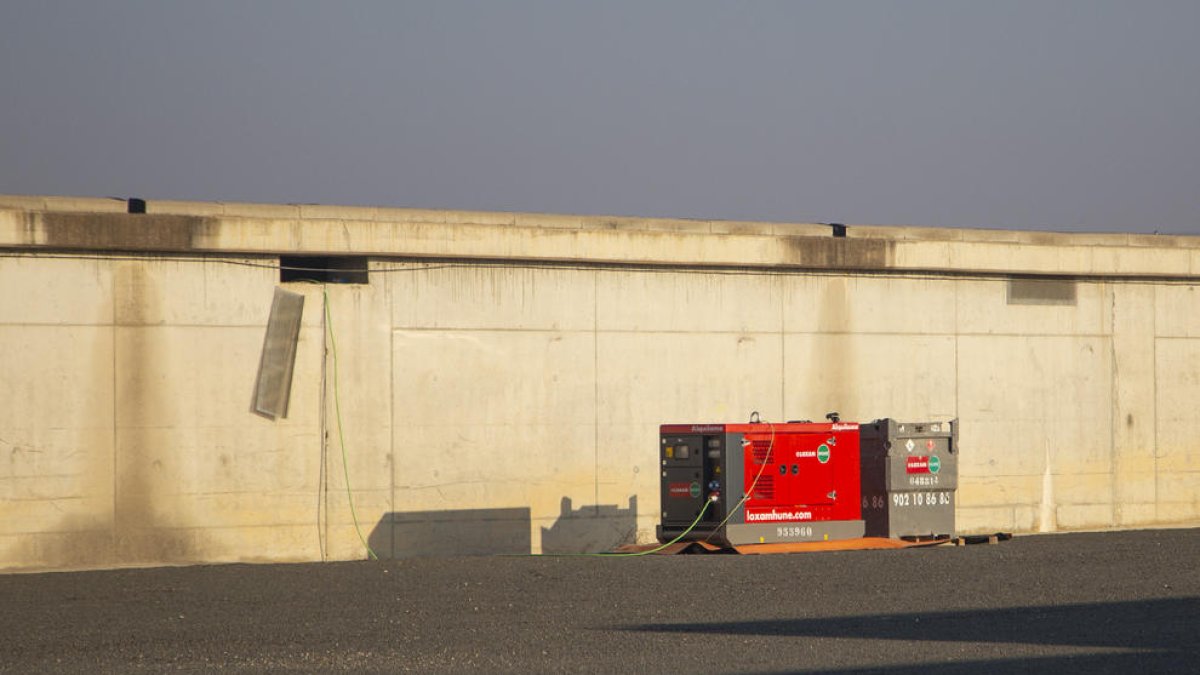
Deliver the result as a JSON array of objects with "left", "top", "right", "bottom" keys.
[{"left": 323, "top": 286, "right": 378, "bottom": 561}]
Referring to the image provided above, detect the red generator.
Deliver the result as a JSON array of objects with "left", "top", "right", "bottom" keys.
[{"left": 657, "top": 421, "right": 865, "bottom": 546}]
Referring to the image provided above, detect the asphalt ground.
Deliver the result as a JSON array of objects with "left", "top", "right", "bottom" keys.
[{"left": 1, "top": 528, "right": 1198, "bottom": 674}]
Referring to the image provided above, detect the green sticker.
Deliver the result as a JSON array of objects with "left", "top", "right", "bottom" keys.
[
  {"left": 929, "top": 456, "right": 941, "bottom": 474},
  {"left": 817, "top": 444, "right": 831, "bottom": 464},
  {"left": 689, "top": 481, "right": 701, "bottom": 498}
]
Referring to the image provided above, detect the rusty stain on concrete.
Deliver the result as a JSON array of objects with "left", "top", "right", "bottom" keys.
[
  {"left": 783, "top": 236, "right": 893, "bottom": 269},
  {"left": 113, "top": 263, "right": 198, "bottom": 564},
  {"left": 39, "top": 213, "right": 212, "bottom": 252},
  {"left": 813, "top": 277, "right": 856, "bottom": 416}
]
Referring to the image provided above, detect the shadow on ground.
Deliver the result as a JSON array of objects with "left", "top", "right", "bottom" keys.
[{"left": 627, "top": 596, "right": 1200, "bottom": 673}]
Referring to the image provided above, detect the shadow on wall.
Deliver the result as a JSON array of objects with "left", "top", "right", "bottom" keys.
[
  {"left": 540, "top": 496, "right": 638, "bottom": 554},
  {"left": 366, "top": 496, "right": 638, "bottom": 557},
  {"left": 368, "top": 508, "right": 532, "bottom": 558}
]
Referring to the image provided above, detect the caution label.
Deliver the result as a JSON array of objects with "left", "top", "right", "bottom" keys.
[
  {"left": 668, "top": 482, "right": 693, "bottom": 499},
  {"left": 906, "top": 456, "right": 931, "bottom": 473}
]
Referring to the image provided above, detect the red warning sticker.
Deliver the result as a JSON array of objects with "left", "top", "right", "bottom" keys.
[
  {"left": 668, "top": 482, "right": 693, "bottom": 499},
  {"left": 906, "top": 456, "right": 931, "bottom": 474}
]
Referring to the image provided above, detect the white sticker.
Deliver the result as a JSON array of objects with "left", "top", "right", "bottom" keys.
[
  {"left": 905, "top": 439, "right": 916, "bottom": 452},
  {"left": 775, "top": 526, "right": 814, "bottom": 538},
  {"left": 892, "top": 491, "right": 952, "bottom": 508}
]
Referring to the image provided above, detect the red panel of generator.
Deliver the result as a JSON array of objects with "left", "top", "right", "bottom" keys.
[{"left": 657, "top": 422, "right": 865, "bottom": 546}]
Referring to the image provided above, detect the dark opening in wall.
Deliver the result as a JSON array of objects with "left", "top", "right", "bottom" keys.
[
  {"left": 280, "top": 256, "right": 369, "bottom": 284},
  {"left": 1007, "top": 279, "right": 1077, "bottom": 306}
]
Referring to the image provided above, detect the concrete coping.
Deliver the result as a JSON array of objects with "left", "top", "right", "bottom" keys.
[
  {"left": 2, "top": 194, "right": 1200, "bottom": 278},
  {"left": 0, "top": 194, "right": 818, "bottom": 234},
  {"left": 2, "top": 194, "right": 1200, "bottom": 249},
  {"left": 3, "top": 193, "right": 1197, "bottom": 249}
]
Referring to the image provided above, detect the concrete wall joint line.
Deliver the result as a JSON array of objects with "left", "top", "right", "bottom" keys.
[
  {"left": 387, "top": 273, "right": 397, "bottom": 560},
  {"left": 387, "top": 327, "right": 969, "bottom": 337},
  {"left": 1152, "top": 286, "right": 1161, "bottom": 521},
  {"left": 109, "top": 263, "right": 117, "bottom": 563},
  {"left": 1108, "top": 285, "right": 1117, "bottom": 526},
  {"left": 592, "top": 269, "right": 599, "bottom": 512}
]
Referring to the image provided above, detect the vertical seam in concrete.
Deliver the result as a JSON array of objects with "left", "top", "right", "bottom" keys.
[
  {"left": 779, "top": 274, "right": 786, "bottom": 416},
  {"left": 593, "top": 269, "right": 599, "bottom": 510},
  {"left": 387, "top": 271, "right": 396, "bottom": 559},
  {"left": 319, "top": 288, "right": 329, "bottom": 561},
  {"left": 953, "top": 279, "right": 960, "bottom": 421},
  {"left": 1109, "top": 283, "right": 1117, "bottom": 526},
  {"left": 111, "top": 261, "right": 118, "bottom": 557},
  {"left": 202, "top": 258, "right": 209, "bottom": 310},
  {"left": 1152, "top": 284, "right": 1159, "bottom": 520}
]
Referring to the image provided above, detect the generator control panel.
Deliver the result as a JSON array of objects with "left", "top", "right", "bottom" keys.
[{"left": 657, "top": 422, "right": 865, "bottom": 546}]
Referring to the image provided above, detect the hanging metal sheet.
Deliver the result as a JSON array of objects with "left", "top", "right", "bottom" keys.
[{"left": 253, "top": 287, "right": 305, "bottom": 419}]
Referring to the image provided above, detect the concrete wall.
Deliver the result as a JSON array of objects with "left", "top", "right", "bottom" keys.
[{"left": 1, "top": 196, "right": 1198, "bottom": 571}]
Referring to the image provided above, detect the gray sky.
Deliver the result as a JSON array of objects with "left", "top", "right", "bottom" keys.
[{"left": 2, "top": 1, "right": 1198, "bottom": 234}]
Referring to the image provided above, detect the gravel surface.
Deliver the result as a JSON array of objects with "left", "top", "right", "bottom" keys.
[{"left": 2, "top": 528, "right": 1198, "bottom": 673}]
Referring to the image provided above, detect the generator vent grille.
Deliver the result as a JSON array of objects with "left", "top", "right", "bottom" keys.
[
  {"left": 753, "top": 475, "right": 776, "bottom": 500},
  {"left": 750, "top": 440, "right": 774, "bottom": 464}
]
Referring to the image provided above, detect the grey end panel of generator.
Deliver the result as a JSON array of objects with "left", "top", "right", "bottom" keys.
[
  {"left": 658, "top": 431, "right": 746, "bottom": 542},
  {"left": 721, "top": 432, "right": 746, "bottom": 527},
  {"left": 860, "top": 418, "right": 958, "bottom": 538},
  {"left": 660, "top": 434, "right": 705, "bottom": 525}
]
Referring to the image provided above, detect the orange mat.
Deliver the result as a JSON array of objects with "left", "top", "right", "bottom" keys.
[{"left": 614, "top": 536, "right": 950, "bottom": 555}]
